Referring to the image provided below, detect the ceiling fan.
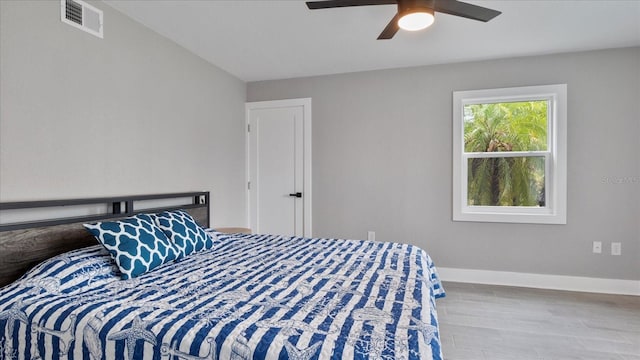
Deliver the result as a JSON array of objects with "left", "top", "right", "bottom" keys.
[{"left": 306, "top": 0, "right": 501, "bottom": 40}]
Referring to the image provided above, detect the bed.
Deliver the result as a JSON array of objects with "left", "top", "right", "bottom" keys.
[{"left": 0, "top": 192, "right": 445, "bottom": 359}]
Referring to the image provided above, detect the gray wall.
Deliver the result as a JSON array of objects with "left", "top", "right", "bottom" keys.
[
  {"left": 0, "top": 1, "right": 247, "bottom": 227},
  {"left": 248, "top": 48, "right": 640, "bottom": 280}
]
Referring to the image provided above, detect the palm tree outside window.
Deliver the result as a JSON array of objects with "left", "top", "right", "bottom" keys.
[{"left": 453, "top": 85, "right": 567, "bottom": 224}]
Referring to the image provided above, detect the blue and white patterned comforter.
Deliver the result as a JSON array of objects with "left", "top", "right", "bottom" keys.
[{"left": 0, "top": 232, "right": 445, "bottom": 359}]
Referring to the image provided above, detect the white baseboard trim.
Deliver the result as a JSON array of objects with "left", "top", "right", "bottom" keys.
[{"left": 437, "top": 267, "right": 640, "bottom": 296}]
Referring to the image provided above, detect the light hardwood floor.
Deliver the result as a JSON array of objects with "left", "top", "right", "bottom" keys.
[{"left": 437, "top": 282, "right": 640, "bottom": 360}]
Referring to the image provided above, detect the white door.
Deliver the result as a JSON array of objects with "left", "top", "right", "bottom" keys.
[{"left": 246, "top": 98, "right": 312, "bottom": 237}]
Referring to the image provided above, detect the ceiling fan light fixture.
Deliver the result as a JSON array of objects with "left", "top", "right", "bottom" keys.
[
  {"left": 398, "top": 9, "right": 435, "bottom": 31},
  {"left": 306, "top": 0, "right": 502, "bottom": 40}
]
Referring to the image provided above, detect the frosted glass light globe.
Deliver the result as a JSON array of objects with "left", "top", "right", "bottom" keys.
[{"left": 398, "top": 12, "right": 435, "bottom": 31}]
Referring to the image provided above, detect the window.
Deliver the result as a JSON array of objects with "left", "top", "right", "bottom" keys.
[{"left": 453, "top": 84, "right": 567, "bottom": 224}]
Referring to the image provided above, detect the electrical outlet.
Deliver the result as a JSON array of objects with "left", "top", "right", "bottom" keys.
[
  {"left": 592, "top": 241, "right": 602, "bottom": 254},
  {"left": 368, "top": 231, "right": 375, "bottom": 241},
  {"left": 611, "top": 242, "right": 621, "bottom": 256}
]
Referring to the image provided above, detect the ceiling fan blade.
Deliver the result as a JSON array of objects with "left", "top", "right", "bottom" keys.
[
  {"left": 377, "top": 13, "right": 401, "bottom": 40},
  {"left": 306, "top": 0, "right": 396, "bottom": 10},
  {"left": 433, "top": 0, "right": 501, "bottom": 22}
]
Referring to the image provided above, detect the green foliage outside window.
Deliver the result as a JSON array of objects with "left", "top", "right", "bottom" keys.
[{"left": 464, "top": 101, "right": 548, "bottom": 207}]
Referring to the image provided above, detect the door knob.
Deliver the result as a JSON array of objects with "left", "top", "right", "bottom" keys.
[{"left": 289, "top": 192, "right": 302, "bottom": 198}]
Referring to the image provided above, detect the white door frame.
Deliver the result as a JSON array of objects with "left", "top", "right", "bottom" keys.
[{"left": 245, "top": 98, "right": 312, "bottom": 237}]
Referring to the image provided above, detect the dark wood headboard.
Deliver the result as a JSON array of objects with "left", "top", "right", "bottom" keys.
[{"left": 0, "top": 192, "right": 210, "bottom": 287}]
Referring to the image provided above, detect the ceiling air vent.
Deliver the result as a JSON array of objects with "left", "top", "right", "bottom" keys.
[{"left": 60, "top": 0, "right": 103, "bottom": 39}]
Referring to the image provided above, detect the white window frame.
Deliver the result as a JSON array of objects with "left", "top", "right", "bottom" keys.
[{"left": 452, "top": 84, "right": 567, "bottom": 224}]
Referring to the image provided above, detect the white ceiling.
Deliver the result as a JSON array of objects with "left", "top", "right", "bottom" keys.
[{"left": 104, "top": 0, "right": 640, "bottom": 82}]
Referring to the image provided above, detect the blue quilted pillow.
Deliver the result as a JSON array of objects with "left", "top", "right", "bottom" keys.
[
  {"left": 83, "top": 214, "right": 179, "bottom": 279},
  {"left": 155, "top": 210, "right": 215, "bottom": 258}
]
